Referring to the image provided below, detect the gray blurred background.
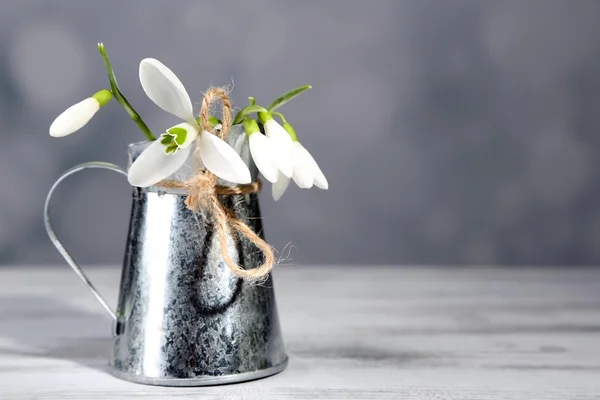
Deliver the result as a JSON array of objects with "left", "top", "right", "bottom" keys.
[{"left": 1, "top": 0, "right": 600, "bottom": 266}]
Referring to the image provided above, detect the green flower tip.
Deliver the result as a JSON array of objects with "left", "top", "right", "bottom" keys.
[
  {"left": 159, "top": 126, "right": 188, "bottom": 154},
  {"left": 162, "top": 126, "right": 188, "bottom": 146},
  {"left": 164, "top": 144, "right": 178, "bottom": 154},
  {"left": 92, "top": 89, "right": 113, "bottom": 107},
  {"left": 243, "top": 118, "right": 260, "bottom": 136},
  {"left": 160, "top": 133, "right": 174, "bottom": 146},
  {"left": 282, "top": 121, "right": 298, "bottom": 142},
  {"left": 257, "top": 110, "right": 273, "bottom": 125},
  {"left": 272, "top": 111, "right": 297, "bottom": 141}
]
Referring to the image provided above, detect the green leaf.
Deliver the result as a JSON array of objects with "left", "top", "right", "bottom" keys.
[
  {"left": 97, "top": 43, "right": 156, "bottom": 141},
  {"left": 232, "top": 105, "right": 269, "bottom": 125},
  {"left": 208, "top": 116, "right": 221, "bottom": 127},
  {"left": 267, "top": 85, "right": 312, "bottom": 112},
  {"left": 195, "top": 116, "right": 222, "bottom": 128}
]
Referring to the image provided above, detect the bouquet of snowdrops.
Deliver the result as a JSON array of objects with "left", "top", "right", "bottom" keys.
[{"left": 49, "top": 43, "right": 328, "bottom": 201}]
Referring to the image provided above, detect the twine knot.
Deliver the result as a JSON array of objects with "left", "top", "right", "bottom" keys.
[
  {"left": 184, "top": 170, "right": 216, "bottom": 211},
  {"left": 157, "top": 87, "right": 274, "bottom": 282}
]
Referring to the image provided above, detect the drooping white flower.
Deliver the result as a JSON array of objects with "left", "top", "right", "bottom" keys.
[
  {"left": 258, "top": 112, "right": 293, "bottom": 178},
  {"left": 49, "top": 89, "right": 112, "bottom": 137},
  {"left": 269, "top": 120, "right": 328, "bottom": 201},
  {"left": 243, "top": 118, "right": 291, "bottom": 183},
  {"left": 127, "top": 58, "right": 251, "bottom": 187}
]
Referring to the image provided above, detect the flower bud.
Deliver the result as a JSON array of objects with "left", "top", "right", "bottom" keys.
[{"left": 49, "top": 89, "right": 112, "bottom": 137}]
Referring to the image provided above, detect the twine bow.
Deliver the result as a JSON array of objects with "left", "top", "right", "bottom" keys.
[{"left": 158, "top": 87, "right": 274, "bottom": 282}]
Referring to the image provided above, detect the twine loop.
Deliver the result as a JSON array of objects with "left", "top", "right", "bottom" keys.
[{"left": 157, "top": 87, "right": 274, "bottom": 282}]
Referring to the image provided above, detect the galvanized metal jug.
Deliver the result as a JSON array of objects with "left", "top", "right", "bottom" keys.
[{"left": 43, "top": 140, "right": 288, "bottom": 386}]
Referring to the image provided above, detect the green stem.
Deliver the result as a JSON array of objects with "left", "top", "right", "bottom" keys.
[
  {"left": 272, "top": 111, "right": 288, "bottom": 125},
  {"left": 232, "top": 104, "right": 269, "bottom": 125},
  {"left": 97, "top": 43, "right": 156, "bottom": 141}
]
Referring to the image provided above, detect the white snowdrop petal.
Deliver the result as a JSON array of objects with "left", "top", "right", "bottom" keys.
[
  {"left": 249, "top": 133, "right": 278, "bottom": 183},
  {"left": 49, "top": 97, "right": 100, "bottom": 137},
  {"left": 263, "top": 120, "right": 293, "bottom": 177},
  {"left": 270, "top": 141, "right": 294, "bottom": 178},
  {"left": 264, "top": 119, "right": 293, "bottom": 144},
  {"left": 198, "top": 131, "right": 251, "bottom": 184},
  {"left": 139, "top": 58, "right": 195, "bottom": 123},
  {"left": 305, "top": 149, "right": 328, "bottom": 190},
  {"left": 291, "top": 143, "right": 314, "bottom": 188},
  {"left": 312, "top": 165, "right": 329, "bottom": 190},
  {"left": 127, "top": 140, "right": 190, "bottom": 187},
  {"left": 272, "top": 174, "right": 291, "bottom": 201}
]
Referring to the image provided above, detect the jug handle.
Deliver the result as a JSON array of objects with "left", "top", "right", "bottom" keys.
[{"left": 44, "top": 161, "right": 127, "bottom": 322}]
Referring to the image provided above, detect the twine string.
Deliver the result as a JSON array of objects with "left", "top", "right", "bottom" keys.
[{"left": 157, "top": 87, "right": 274, "bottom": 282}]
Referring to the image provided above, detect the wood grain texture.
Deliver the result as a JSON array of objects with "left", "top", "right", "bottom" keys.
[{"left": 0, "top": 266, "right": 599, "bottom": 399}]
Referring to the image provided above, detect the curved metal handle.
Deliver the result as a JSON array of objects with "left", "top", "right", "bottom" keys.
[{"left": 44, "top": 161, "right": 128, "bottom": 321}]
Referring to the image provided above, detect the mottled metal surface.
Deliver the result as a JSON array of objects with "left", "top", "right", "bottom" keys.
[{"left": 110, "top": 187, "right": 287, "bottom": 384}]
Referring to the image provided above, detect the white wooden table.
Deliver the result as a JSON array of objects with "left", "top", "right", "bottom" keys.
[{"left": 0, "top": 266, "right": 599, "bottom": 399}]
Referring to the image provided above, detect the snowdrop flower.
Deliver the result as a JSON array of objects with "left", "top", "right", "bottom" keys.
[
  {"left": 49, "top": 89, "right": 112, "bottom": 137},
  {"left": 271, "top": 119, "right": 328, "bottom": 201},
  {"left": 127, "top": 58, "right": 251, "bottom": 187},
  {"left": 257, "top": 111, "right": 293, "bottom": 178},
  {"left": 243, "top": 118, "right": 292, "bottom": 183}
]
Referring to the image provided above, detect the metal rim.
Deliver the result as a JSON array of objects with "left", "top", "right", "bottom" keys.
[{"left": 107, "top": 358, "right": 288, "bottom": 387}]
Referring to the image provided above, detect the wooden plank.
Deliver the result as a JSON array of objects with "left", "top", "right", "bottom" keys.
[{"left": 0, "top": 266, "right": 599, "bottom": 399}]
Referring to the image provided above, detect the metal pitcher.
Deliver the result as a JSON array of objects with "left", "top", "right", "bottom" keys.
[{"left": 43, "top": 139, "right": 288, "bottom": 386}]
